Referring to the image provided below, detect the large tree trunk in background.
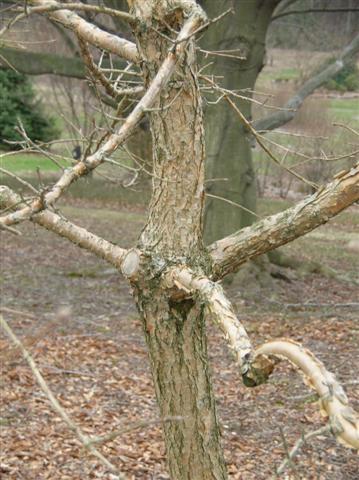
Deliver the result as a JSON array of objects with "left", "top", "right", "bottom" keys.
[
  {"left": 129, "top": 2, "right": 227, "bottom": 478},
  {"left": 202, "top": 0, "right": 279, "bottom": 243}
]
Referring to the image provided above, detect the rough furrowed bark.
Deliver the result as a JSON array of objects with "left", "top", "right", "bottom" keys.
[
  {"left": 134, "top": 287, "right": 227, "bottom": 479},
  {"left": 127, "top": 2, "right": 230, "bottom": 478},
  {"left": 136, "top": 2, "right": 207, "bottom": 258},
  {"left": 209, "top": 164, "right": 359, "bottom": 280}
]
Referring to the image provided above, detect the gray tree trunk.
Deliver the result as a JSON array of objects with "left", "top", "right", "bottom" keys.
[{"left": 202, "top": 0, "right": 279, "bottom": 243}]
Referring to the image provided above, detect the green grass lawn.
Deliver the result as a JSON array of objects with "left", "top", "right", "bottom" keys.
[
  {"left": 328, "top": 97, "right": 359, "bottom": 122},
  {"left": 0, "top": 153, "right": 69, "bottom": 174},
  {"left": 260, "top": 67, "right": 301, "bottom": 84}
]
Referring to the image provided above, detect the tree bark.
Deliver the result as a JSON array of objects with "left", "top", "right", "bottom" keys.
[
  {"left": 209, "top": 164, "right": 359, "bottom": 280},
  {"left": 2, "top": 1, "right": 359, "bottom": 477},
  {"left": 136, "top": 291, "right": 227, "bottom": 479},
  {"left": 129, "top": 2, "right": 227, "bottom": 478},
  {"left": 201, "top": 0, "right": 279, "bottom": 243}
]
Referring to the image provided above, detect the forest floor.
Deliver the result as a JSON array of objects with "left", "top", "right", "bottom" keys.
[{"left": 1, "top": 196, "right": 358, "bottom": 480}]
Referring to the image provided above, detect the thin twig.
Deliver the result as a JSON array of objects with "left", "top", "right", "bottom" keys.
[
  {"left": 277, "top": 425, "right": 331, "bottom": 475},
  {"left": 0, "top": 315, "right": 124, "bottom": 477},
  {"left": 0, "top": 306, "right": 37, "bottom": 319},
  {"left": 206, "top": 192, "right": 261, "bottom": 218},
  {"left": 0, "top": 167, "right": 39, "bottom": 194},
  {"left": 278, "top": 427, "right": 300, "bottom": 478},
  {"left": 225, "top": 95, "right": 317, "bottom": 189},
  {"left": 333, "top": 122, "right": 359, "bottom": 137}
]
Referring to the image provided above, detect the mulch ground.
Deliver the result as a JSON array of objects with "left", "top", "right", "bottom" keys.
[{"left": 1, "top": 200, "right": 358, "bottom": 479}]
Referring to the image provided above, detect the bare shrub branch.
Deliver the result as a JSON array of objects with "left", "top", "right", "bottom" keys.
[{"left": 0, "top": 12, "right": 204, "bottom": 228}]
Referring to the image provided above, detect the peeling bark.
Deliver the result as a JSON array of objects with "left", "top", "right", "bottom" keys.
[
  {"left": 255, "top": 340, "right": 359, "bottom": 450},
  {"left": 209, "top": 164, "right": 359, "bottom": 280},
  {"left": 128, "top": 2, "right": 228, "bottom": 477},
  {"left": 31, "top": 0, "right": 139, "bottom": 63}
]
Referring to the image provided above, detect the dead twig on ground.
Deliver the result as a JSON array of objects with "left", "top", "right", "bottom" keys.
[
  {"left": 0, "top": 315, "right": 125, "bottom": 478},
  {"left": 276, "top": 425, "right": 331, "bottom": 476}
]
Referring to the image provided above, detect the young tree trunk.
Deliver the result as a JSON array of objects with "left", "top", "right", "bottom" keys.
[
  {"left": 136, "top": 291, "right": 227, "bottom": 479},
  {"left": 129, "top": 2, "right": 227, "bottom": 477},
  {"left": 202, "top": 0, "right": 279, "bottom": 243}
]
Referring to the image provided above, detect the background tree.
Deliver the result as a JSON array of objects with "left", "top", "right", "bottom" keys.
[
  {"left": 0, "top": 1, "right": 358, "bottom": 479},
  {"left": 0, "top": 69, "right": 58, "bottom": 149},
  {"left": 201, "top": 0, "right": 359, "bottom": 242}
]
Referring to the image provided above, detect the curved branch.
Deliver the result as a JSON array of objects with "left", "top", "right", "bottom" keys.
[
  {"left": 253, "top": 34, "right": 359, "bottom": 133},
  {"left": 0, "top": 186, "right": 127, "bottom": 269},
  {"left": 164, "top": 267, "right": 274, "bottom": 386},
  {"left": 0, "top": 13, "right": 204, "bottom": 227},
  {"left": 29, "top": 0, "right": 139, "bottom": 63},
  {"left": 165, "top": 268, "right": 358, "bottom": 450},
  {"left": 209, "top": 164, "right": 359, "bottom": 280},
  {"left": 255, "top": 340, "right": 359, "bottom": 450}
]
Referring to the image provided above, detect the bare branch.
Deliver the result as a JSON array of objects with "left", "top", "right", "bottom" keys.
[
  {"left": 208, "top": 164, "right": 359, "bottom": 280},
  {"left": 255, "top": 340, "right": 359, "bottom": 450},
  {"left": 77, "top": 37, "right": 143, "bottom": 98},
  {"left": 0, "top": 3, "right": 135, "bottom": 39},
  {"left": 277, "top": 425, "right": 331, "bottom": 475},
  {"left": 0, "top": 46, "right": 127, "bottom": 80},
  {"left": 164, "top": 267, "right": 274, "bottom": 386},
  {"left": 224, "top": 95, "right": 316, "bottom": 189},
  {"left": 164, "top": 271, "right": 359, "bottom": 450},
  {"left": 0, "top": 186, "right": 127, "bottom": 269},
  {"left": 253, "top": 34, "right": 359, "bottom": 133},
  {"left": 28, "top": 0, "right": 139, "bottom": 63},
  {"left": 0, "top": 167, "right": 39, "bottom": 194},
  {"left": 0, "top": 11, "right": 204, "bottom": 227},
  {"left": 0, "top": 315, "right": 125, "bottom": 477}
]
